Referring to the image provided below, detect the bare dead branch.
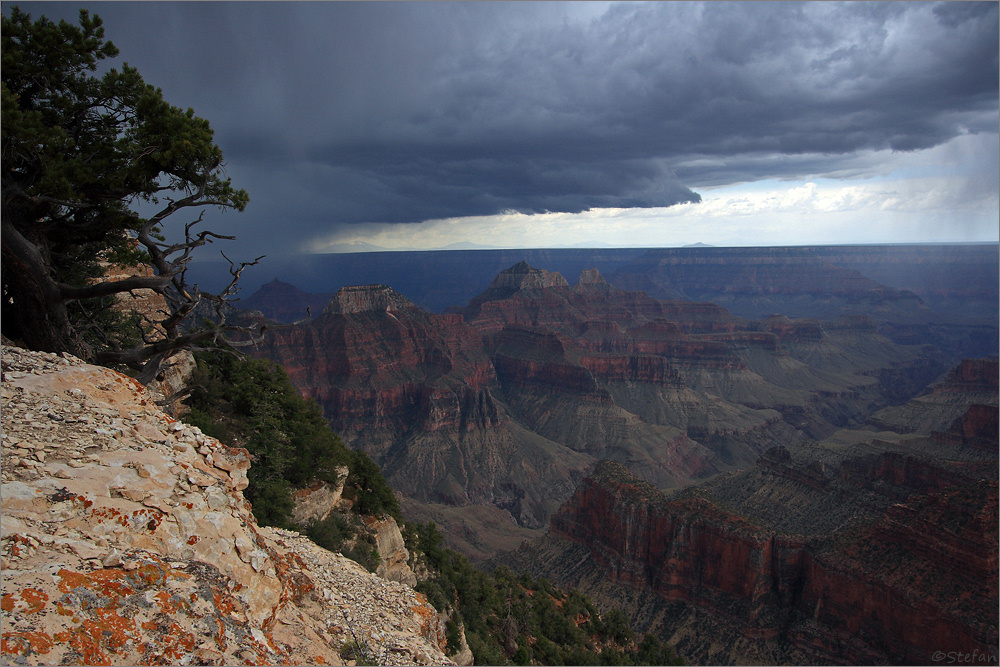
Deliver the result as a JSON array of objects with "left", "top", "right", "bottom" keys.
[
  {"left": 57, "top": 274, "right": 174, "bottom": 301},
  {"left": 153, "top": 386, "right": 192, "bottom": 408}
]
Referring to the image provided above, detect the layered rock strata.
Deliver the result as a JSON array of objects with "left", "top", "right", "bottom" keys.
[
  {"left": 932, "top": 403, "right": 1000, "bottom": 451},
  {"left": 549, "top": 459, "right": 998, "bottom": 665},
  {"left": 867, "top": 358, "right": 999, "bottom": 435},
  {"left": 255, "top": 263, "right": 947, "bottom": 557},
  {"left": 608, "top": 245, "right": 938, "bottom": 322},
  {"left": 0, "top": 345, "right": 451, "bottom": 666},
  {"left": 607, "top": 245, "right": 999, "bottom": 359}
]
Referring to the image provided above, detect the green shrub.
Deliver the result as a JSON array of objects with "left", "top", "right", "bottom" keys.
[
  {"left": 636, "top": 633, "right": 683, "bottom": 665},
  {"left": 343, "top": 538, "right": 381, "bottom": 573},
  {"left": 339, "top": 639, "right": 379, "bottom": 666},
  {"left": 512, "top": 635, "right": 533, "bottom": 665},
  {"left": 445, "top": 619, "right": 463, "bottom": 654},
  {"left": 347, "top": 449, "right": 401, "bottom": 521},
  {"left": 183, "top": 352, "right": 397, "bottom": 528},
  {"left": 403, "top": 520, "right": 683, "bottom": 666},
  {"left": 305, "top": 513, "right": 356, "bottom": 554}
]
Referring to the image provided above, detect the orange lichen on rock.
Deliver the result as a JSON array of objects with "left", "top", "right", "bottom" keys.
[
  {"left": 18, "top": 588, "right": 48, "bottom": 614},
  {"left": 411, "top": 593, "right": 449, "bottom": 652},
  {"left": 1, "top": 344, "right": 454, "bottom": 666},
  {"left": 21, "top": 560, "right": 246, "bottom": 665},
  {"left": 1, "top": 631, "right": 54, "bottom": 658}
]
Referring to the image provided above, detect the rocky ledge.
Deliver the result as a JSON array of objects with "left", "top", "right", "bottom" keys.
[{"left": 0, "top": 345, "right": 451, "bottom": 666}]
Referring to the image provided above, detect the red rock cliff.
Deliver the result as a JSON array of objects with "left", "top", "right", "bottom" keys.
[
  {"left": 251, "top": 264, "right": 961, "bottom": 552},
  {"left": 256, "top": 285, "right": 502, "bottom": 446},
  {"left": 551, "top": 460, "right": 999, "bottom": 665},
  {"left": 934, "top": 359, "right": 1000, "bottom": 393}
]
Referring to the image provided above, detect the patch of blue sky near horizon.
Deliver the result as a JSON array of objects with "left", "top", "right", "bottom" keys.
[{"left": 306, "top": 133, "right": 1000, "bottom": 253}]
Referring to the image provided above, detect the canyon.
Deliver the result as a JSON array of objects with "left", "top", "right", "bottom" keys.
[
  {"left": 5, "top": 242, "right": 992, "bottom": 665},
  {"left": 239, "top": 243, "right": 997, "bottom": 664},
  {"left": 248, "top": 247, "right": 992, "bottom": 560},
  {"left": 497, "top": 359, "right": 998, "bottom": 665}
]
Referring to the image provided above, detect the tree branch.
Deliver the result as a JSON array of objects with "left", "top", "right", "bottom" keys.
[
  {"left": 95, "top": 321, "right": 265, "bottom": 384},
  {"left": 29, "top": 192, "right": 96, "bottom": 207},
  {"left": 57, "top": 273, "right": 174, "bottom": 301},
  {"left": 3, "top": 10, "right": 255, "bottom": 380}
]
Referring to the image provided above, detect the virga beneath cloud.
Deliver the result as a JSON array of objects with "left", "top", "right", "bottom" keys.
[{"left": 12, "top": 1, "right": 999, "bottom": 254}]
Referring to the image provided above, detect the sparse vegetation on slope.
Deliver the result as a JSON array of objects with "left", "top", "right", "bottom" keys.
[
  {"left": 404, "top": 520, "right": 683, "bottom": 665},
  {"left": 182, "top": 351, "right": 680, "bottom": 663},
  {"left": 183, "top": 352, "right": 401, "bottom": 529}
]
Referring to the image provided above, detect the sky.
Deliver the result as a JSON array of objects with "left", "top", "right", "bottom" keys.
[{"left": 9, "top": 1, "right": 1000, "bottom": 258}]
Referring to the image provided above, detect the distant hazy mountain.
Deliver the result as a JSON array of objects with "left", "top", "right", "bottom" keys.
[
  {"left": 321, "top": 241, "right": 389, "bottom": 253},
  {"left": 194, "top": 244, "right": 999, "bottom": 327},
  {"left": 239, "top": 278, "right": 333, "bottom": 323},
  {"left": 438, "top": 241, "right": 498, "bottom": 250}
]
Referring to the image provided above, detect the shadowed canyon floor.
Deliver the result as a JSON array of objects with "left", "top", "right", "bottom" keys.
[{"left": 494, "top": 360, "right": 998, "bottom": 665}]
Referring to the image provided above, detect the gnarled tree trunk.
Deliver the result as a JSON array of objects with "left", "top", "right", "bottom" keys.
[{"left": 1, "top": 216, "right": 93, "bottom": 360}]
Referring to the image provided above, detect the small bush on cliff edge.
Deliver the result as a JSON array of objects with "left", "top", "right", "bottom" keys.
[{"left": 184, "top": 352, "right": 400, "bottom": 528}]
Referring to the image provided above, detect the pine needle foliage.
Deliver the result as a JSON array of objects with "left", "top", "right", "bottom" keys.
[{"left": 183, "top": 352, "right": 400, "bottom": 528}]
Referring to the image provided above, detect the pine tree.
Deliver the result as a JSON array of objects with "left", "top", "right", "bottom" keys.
[{"left": 2, "top": 7, "right": 257, "bottom": 382}]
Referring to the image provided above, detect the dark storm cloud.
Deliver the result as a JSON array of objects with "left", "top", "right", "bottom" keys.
[{"left": 8, "top": 1, "right": 999, "bottom": 254}]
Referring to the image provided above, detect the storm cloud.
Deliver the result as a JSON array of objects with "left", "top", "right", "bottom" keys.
[{"left": 9, "top": 1, "right": 999, "bottom": 254}]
